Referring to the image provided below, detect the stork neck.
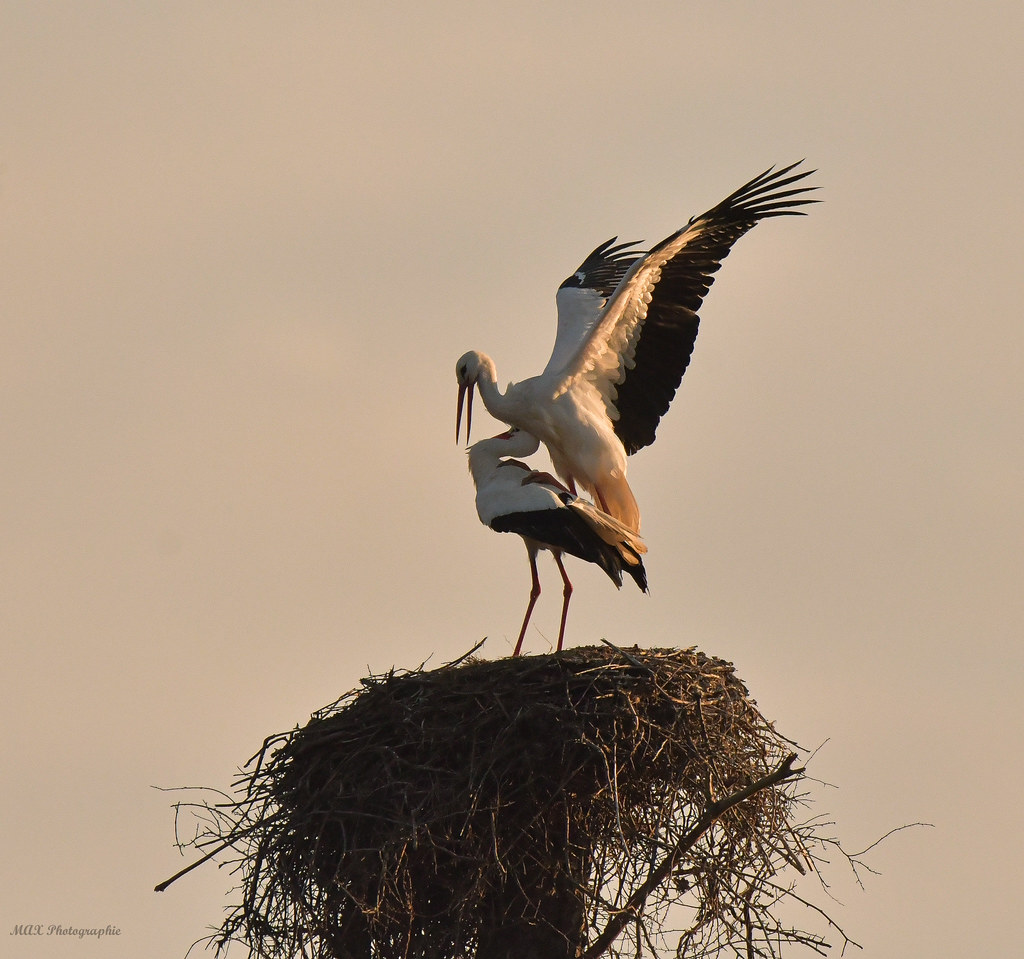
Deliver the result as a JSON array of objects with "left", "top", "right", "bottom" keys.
[
  {"left": 467, "top": 442, "right": 503, "bottom": 487},
  {"left": 472, "top": 357, "right": 510, "bottom": 411}
]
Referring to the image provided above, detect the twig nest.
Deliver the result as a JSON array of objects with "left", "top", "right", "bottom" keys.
[{"left": 192, "top": 645, "right": 811, "bottom": 958}]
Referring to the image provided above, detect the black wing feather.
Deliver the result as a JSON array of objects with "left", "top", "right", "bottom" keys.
[
  {"left": 613, "top": 161, "right": 818, "bottom": 454},
  {"left": 490, "top": 507, "right": 647, "bottom": 591},
  {"left": 559, "top": 237, "right": 645, "bottom": 297}
]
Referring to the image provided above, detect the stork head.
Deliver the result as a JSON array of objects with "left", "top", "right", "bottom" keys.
[
  {"left": 455, "top": 350, "right": 484, "bottom": 444},
  {"left": 492, "top": 426, "right": 541, "bottom": 458},
  {"left": 466, "top": 427, "right": 541, "bottom": 485}
]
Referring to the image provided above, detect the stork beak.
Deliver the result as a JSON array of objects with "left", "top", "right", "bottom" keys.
[{"left": 456, "top": 381, "right": 475, "bottom": 444}]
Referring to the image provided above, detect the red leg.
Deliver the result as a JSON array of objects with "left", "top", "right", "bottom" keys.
[
  {"left": 513, "top": 546, "right": 541, "bottom": 657},
  {"left": 552, "top": 552, "right": 573, "bottom": 652}
]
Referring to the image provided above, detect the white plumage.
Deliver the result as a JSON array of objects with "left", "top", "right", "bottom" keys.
[
  {"left": 456, "top": 162, "right": 817, "bottom": 534},
  {"left": 468, "top": 428, "right": 647, "bottom": 656}
]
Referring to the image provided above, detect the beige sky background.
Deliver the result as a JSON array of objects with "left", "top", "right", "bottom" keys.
[{"left": 2, "top": 2, "right": 1021, "bottom": 956}]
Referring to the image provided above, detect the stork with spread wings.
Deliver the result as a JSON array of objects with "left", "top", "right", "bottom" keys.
[{"left": 456, "top": 161, "right": 818, "bottom": 533}]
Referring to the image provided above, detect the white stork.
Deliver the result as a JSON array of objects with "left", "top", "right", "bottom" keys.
[
  {"left": 468, "top": 427, "right": 648, "bottom": 656},
  {"left": 456, "top": 161, "right": 818, "bottom": 533}
]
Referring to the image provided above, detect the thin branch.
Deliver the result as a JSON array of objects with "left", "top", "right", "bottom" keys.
[
  {"left": 155, "top": 839, "right": 235, "bottom": 893},
  {"left": 155, "top": 816, "right": 278, "bottom": 892},
  {"left": 443, "top": 638, "right": 489, "bottom": 669},
  {"left": 600, "top": 639, "right": 654, "bottom": 674},
  {"left": 848, "top": 821, "right": 933, "bottom": 858},
  {"left": 581, "top": 754, "right": 804, "bottom": 959}
]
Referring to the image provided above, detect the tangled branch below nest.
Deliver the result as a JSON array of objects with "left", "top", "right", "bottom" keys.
[{"left": 164, "top": 644, "right": 846, "bottom": 958}]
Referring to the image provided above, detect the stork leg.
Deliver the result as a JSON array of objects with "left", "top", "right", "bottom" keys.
[
  {"left": 513, "top": 546, "right": 542, "bottom": 657},
  {"left": 552, "top": 551, "right": 573, "bottom": 652}
]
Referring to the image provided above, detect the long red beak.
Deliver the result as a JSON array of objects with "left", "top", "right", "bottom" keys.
[{"left": 456, "top": 382, "right": 474, "bottom": 444}]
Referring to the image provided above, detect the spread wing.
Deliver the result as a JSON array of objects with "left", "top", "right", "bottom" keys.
[
  {"left": 542, "top": 238, "right": 645, "bottom": 376},
  {"left": 557, "top": 161, "right": 818, "bottom": 453}
]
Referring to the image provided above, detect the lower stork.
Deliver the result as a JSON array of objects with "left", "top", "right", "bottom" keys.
[{"left": 468, "top": 428, "right": 648, "bottom": 656}]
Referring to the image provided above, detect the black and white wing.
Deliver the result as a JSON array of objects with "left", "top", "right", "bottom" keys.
[
  {"left": 490, "top": 493, "right": 647, "bottom": 591},
  {"left": 543, "top": 238, "right": 645, "bottom": 376},
  {"left": 560, "top": 161, "right": 818, "bottom": 453}
]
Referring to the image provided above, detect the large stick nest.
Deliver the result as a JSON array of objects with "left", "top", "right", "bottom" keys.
[{"left": 175, "top": 645, "right": 832, "bottom": 958}]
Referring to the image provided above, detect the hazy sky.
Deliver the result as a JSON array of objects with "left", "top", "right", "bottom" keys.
[{"left": 2, "top": 2, "right": 1021, "bottom": 956}]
